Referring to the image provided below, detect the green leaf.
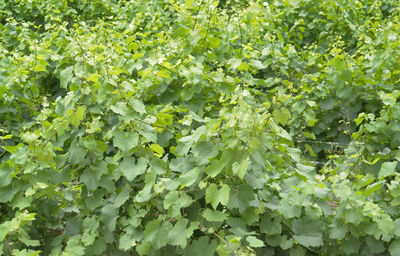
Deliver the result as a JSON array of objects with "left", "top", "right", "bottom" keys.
[
  {"left": 115, "top": 183, "right": 131, "bottom": 207},
  {"left": 34, "top": 59, "right": 48, "bottom": 72},
  {"left": 227, "top": 184, "right": 254, "bottom": 213},
  {"left": 110, "top": 102, "right": 128, "bottom": 115},
  {"left": 184, "top": 236, "right": 218, "bottom": 256},
  {"left": 232, "top": 157, "right": 248, "bottom": 179},
  {"left": 62, "top": 235, "right": 85, "bottom": 256},
  {"left": 101, "top": 204, "right": 118, "bottom": 232},
  {"left": 164, "top": 191, "right": 193, "bottom": 217},
  {"left": 366, "top": 236, "right": 385, "bottom": 253},
  {"left": 290, "top": 247, "right": 306, "bottom": 256},
  {"left": 205, "top": 183, "right": 230, "bottom": 210},
  {"left": 71, "top": 106, "right": 85, "bottom": 128},
  {"left": 260, "top": 215, "right": 281, "bottom": 235},
  {"left": 237, "top": 61, "right": 249, "bottom": 71},
  {"left": 120, "top": 157, "right": 148, "bottom": 181},
  {"left": 394, "top": 218, "right": 400, "bottom": 237},
  {"left": 364, "top": 180, "right": 385, "bottom": 196},
  {"left": 292, "top": 218, "right": 323, "bottom": 247},
  {"left": 209, "top": 37, "right": 221, "bottom": 48},
  {"left": 80, "top": 169, "right": 98, "bottom": 191},
  {"left": 377, "top": 215, "right": 394, "bottom": 239},
  {"left": 328, "top": 221, "right": 347, "bottom": 240},
  {"left": 205, "top": 159, "right": 225, "bottom": 178},
  {"left": 150, "top": 143, "right": 164, "bottom": 157},
  {"left": 0, "top": 221, "right": 11, "bottom": 240},
  {"left": 157, "top": 69, "right": 171, "bottom": 79},
  {"left": 216, "top": 244, "right": 229, "bottom": 256},
  {"left": 60, "top": 66, "right": 74, "bottom": 88},
  {"left": 143, "top": 219, "right": 161, "bottom": 242},
  {"left": 0, "top": 184, "right": 19, "bottom": 202},
  {"left": 69, "top": 140, "right": 86, "bottom": 165},
  {"left": 341, "top": 236, "right": 360, "bottom": 254},
  {"left": 119, "top": 232, "right": 136, "bottom": 251},
  {"left": 0, "top": 168, "right": 12, "bottom": 187},
  {"left": 379, "top": 161, "right": 398, "bottom": 179},
  {"left": 87, "top": 73, "right": 100, "bottom": 83},
  {"left": 130, "top": 99, "right": 147, "bottom": 114},
  {"left": 273, "top": 108, "right": 291, "bottom": 126},
  {"left": 164, "top": 191, "right": 179, "bottom": 209},
  {"left": 202, "top": 208, "right": 228, "bottom": 222},
  {"left": 82, "top": 217, "right": 99, "bottom": 246},
  {"left": 168, "top": 218, "right": 192, "bottom": 248},
  {"left": 390, "top": 240, "right": 400, "bottom": 256},
  {"left": 191, "top": 141, "right": 219, "bottom": 165},
  {"left": 179, "top": 167, "right": 201, "bottom": 187},
  {"left": 85, "top": 189, "right": 105, "bottom": 210},
  {"left": 293, "top": 234, "right": 323, "bottom": 247},
  {"left": 13, "top": 249, "right": 41, "bottom": 256},
  {"left": 143, "top": 220, "right": 171, "bottom": 249},
  {"left": 114, "top": 131, "right": 139, "bottom": 152},
  {"left": 246, "top": 236, "right": 264, "bottom": 247},
  {"left": 250, "top": 59, "right": 265, "bottom": 69},
  {"left": 344, "top": 207, "right": 363, "bottom": 225}
]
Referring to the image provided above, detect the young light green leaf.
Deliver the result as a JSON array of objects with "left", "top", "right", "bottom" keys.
[
  {"left": 237, "top": 61, "right": 249, "bottom": 71},
  {"left": 87, "top": 73, "right": 100, "bottom": 83},
  {"left": 273, "top": 108, "right": 291, "bottom": 126},
  {"left": 34, "top": 59, "right": 48, "bottom": 72},
  {"left": 150, "top": 144, "right": 164, "bottom": 157},
  {"left": 157, "top": 69, "right": 171, "bottom": 79}
]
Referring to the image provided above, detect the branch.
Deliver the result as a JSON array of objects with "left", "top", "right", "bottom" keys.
[
  {"left": 192, "top": 0, "right": 204, "bottom": 31},
  {"left": 4, "top": 238, "right": 14, "bottom": 256},
  {"left": 294, "top": 139, "right": 364, "bottom": 147},
  {"left": 133, "top": 118, "right": 175, "bottom": 133}
]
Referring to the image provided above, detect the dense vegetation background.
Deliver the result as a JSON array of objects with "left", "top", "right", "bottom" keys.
[{"left": 1, "top": 0, "right": 400, "bottom": 255}]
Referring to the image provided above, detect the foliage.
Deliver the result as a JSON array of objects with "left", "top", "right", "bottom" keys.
[{"left": 1, "top": 0, "right": 400, "bottom": 255}]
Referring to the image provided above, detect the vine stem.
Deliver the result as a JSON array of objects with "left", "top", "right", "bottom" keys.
[
  {"left": 236, "top": 11, "right": 243, "bottom": 57},
  {"left": 192, "top": 0, "right": 204, "bottom": 31},
  {"left": 294, "top": 139, "right": 364, "bottom": 147},
  {"left": 202, "top": 6, "right": 216, "bottom": 51},
  {"left": 4, "top": 238, "right": 14, "bottom": 256},
  {"left": 198, "top": 223, "right": 254, "bottom": 255},
  {"left": 133, "top": 118, "right": 175, "bottom": 133}
]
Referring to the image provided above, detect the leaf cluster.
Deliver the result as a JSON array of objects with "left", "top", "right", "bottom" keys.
[{"left": 2, "top": 0, "right": 400, "bottom": 255}]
